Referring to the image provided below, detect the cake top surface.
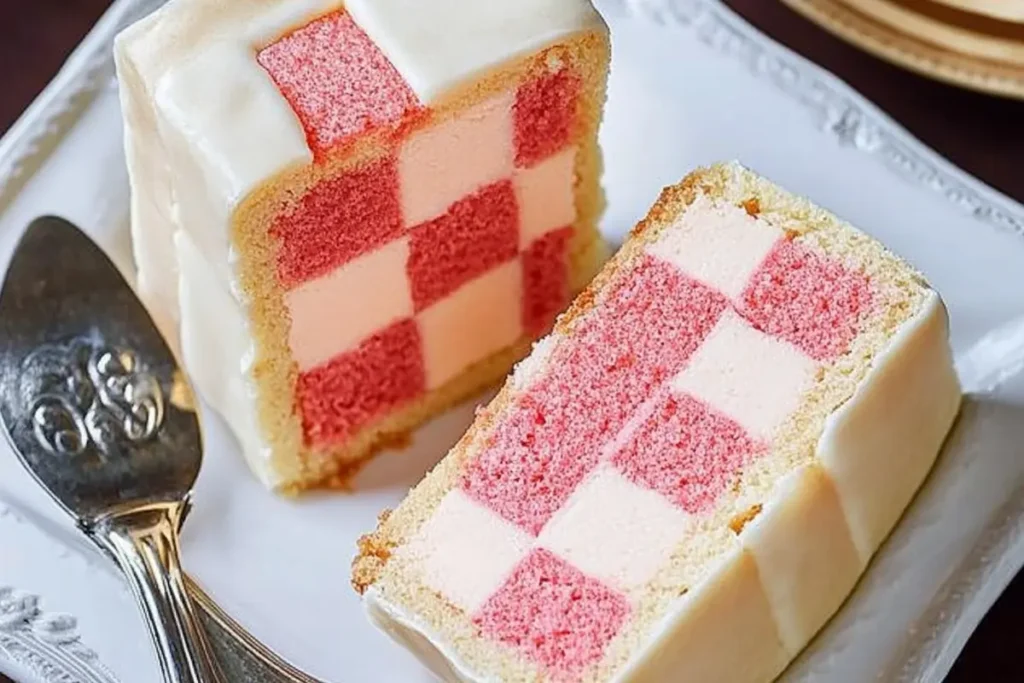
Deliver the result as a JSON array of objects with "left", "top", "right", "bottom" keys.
[
  {"left": 117, "top": 0, "right": 605, "bottom": 102},
  {"left": 115, "top": 0, "right": 605, "bottom": 209}
]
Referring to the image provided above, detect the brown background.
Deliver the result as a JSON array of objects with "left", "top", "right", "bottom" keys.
[{"left": 0, "top": 1, "right": 1019, "bottom": 681}]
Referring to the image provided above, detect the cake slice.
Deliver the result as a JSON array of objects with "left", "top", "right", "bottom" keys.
[
  {"left": 114, "top": 0, "right": 610, "bottom": 492},
  {"left": 352, "top": 163, "right": 962, "bottom": 682}
]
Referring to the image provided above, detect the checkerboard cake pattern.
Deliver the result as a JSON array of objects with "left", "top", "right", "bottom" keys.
[
  {"left": 354, "top": 165, "right": 961, "bottom": 681},
  {"left": 398, "top": 197, "right": 878, "bottom": 678},
  {"left": 256, "top": 10, "right": 586, "bottom": 449},
  {"left": 116, "top": 0, "right": 609, "bottom": 490}
]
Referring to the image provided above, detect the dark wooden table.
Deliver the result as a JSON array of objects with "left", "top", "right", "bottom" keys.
[{"left": 1, "top": 1, "right": 1020, "bottom": 681}]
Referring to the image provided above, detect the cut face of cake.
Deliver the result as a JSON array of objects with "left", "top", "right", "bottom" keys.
[
  {"left": 114, "top": 0, "right": 610, "bottom": 491},
  {"left": 352, "top": 163, "right": 962, "bottom": 682}
]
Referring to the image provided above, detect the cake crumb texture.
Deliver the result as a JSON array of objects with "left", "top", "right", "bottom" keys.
[{"left": 269, "top": 155, "right": 404, "bottom": 288}]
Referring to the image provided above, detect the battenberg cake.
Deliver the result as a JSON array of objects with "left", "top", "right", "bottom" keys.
[
  {"left": 352, "top": 162, "right": 962, "bottom": 682},
  {"left": 114, "top": 0, "right": 610, "bottom": 492}
]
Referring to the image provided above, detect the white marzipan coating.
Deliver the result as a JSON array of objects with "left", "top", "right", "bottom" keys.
[
  {"left": 345, "top": 0, "right": 605, "bottom": 102},
  {"left": 817, "top": 292, "right": 962, "bottom": 560},
  {"left": 365, "top": 590, "right": 482, "bottom": 683},
  {"left": 174, "top": 231, "right": 278, "bottom": 487},
  {"left": 115, "top": 0, "right": 333, "bottom": 479}
]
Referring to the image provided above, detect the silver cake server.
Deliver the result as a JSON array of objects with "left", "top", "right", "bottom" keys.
[{"left": 0, "top": 216, "right": 222, "bottom": 683}]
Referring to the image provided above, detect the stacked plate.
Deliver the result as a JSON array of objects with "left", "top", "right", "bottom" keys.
[{"left": 782, "top": 0, "right": 1024, "bottom": 97}]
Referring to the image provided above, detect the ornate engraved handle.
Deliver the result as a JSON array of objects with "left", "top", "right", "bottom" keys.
[{"left": 90, "top": 502, "right": 223, "bottom": 683}]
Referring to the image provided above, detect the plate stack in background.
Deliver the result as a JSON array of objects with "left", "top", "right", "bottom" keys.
[{"left": 782, "top": 0, "right": 1024, "bottom": 97}]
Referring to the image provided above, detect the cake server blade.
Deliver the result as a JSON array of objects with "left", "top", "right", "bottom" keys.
[{"left": 0, "top": 216, "right": 222, "bottom": 683}]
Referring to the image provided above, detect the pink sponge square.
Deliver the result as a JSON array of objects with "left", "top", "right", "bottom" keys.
[
  {"left": 407, "top": 180, "right": 520, "bottom": 311},
  {"left": 257, "top": 11, "right": 419, "bottom": 155},
  {"left": 271, "top": 156, "right": 403, "bottom": 288},
  {"left": 296, "top": 318, "right": 425, "bottom": 447},
  {"left": 514, "top": 69, "right": 580, "bottom": 169},
  {"left": 522, "top": 226, "right": 572, "bottom": 335},
  {"left": 740, "top": 239, "right": 874, "bottom": 361},
  {"left": 612, "top": 392, "right": 766, "bottom": 514},
  {"left": 473, "top": 548, "right": 629, "bottom": 677}
]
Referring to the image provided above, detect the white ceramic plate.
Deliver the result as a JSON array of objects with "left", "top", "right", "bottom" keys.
[{"left": 1, "top": 1, "right": 1023, "bottom": 682}]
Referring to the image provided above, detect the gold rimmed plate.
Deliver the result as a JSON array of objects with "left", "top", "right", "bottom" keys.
[
  {"left": 927, "top": 0, "right": 1024, "bottom": 24},
  {"left": 782, "top": 0, "right": 1024, "bottom": 98},
  {"left": 843, "top": 0, "right": 1024, "bottom": 65}
]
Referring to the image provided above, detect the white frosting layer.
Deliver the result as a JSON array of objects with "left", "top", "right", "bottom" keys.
[
  {"left": 117, "top": 0, "right": 334, "bottom": 335},
  {"left": 345, "top": 0, "right": 605, "bottom": 102},
  {"left": 115, "top": 1, "right": 335, "bottom": 479},
  {"left": 614, "top": 548, "right": 788, "bottom": 682},
  {"left": 365, "top": 589, "right": 483, "bottom": 683},
  {"left": 115, "top": 10, "right": 180, "bottom": 339},
  {"left": 174, "top": 231, "right": 277, "bottom": 488},
  {"left": 367, "top": 288, "right": 961, "bottom": 681},
  {"left": 818, "top": 292, "right": 962, "bottom": 559},
  {"left": 740, "top": 463, "right": 862, "bottom": 654}
]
